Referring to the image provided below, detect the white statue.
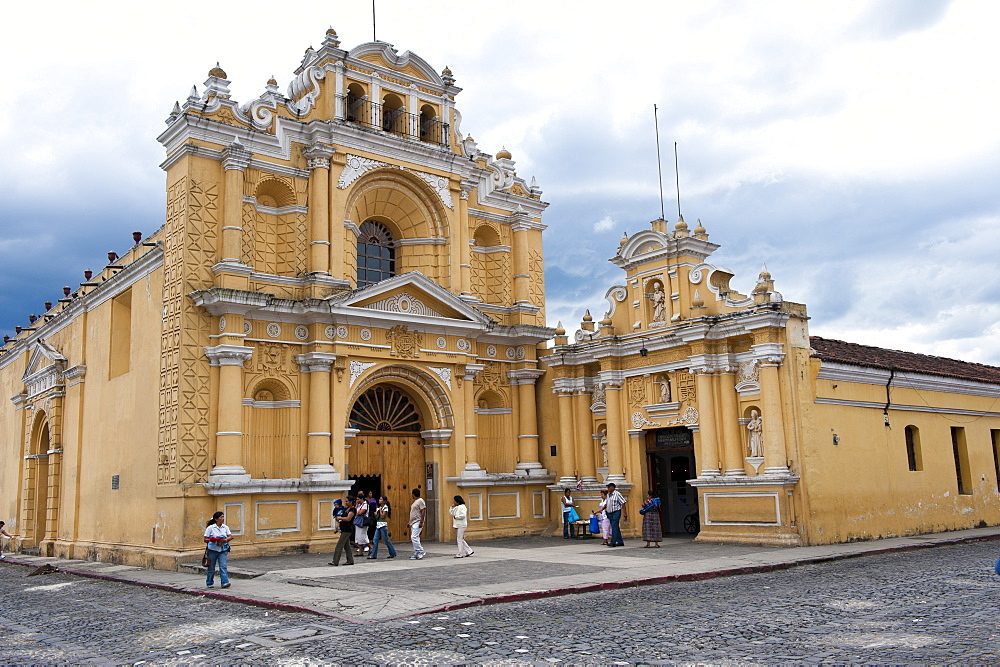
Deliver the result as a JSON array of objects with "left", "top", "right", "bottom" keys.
[
  {"left": 600, "top": 431, "right": 608, "bottom": 468},
  {"left": 649, "top": 284, "right": 666, "bottom": 322},
  {"left": 747, "top": 409, "right": 764, "bottom": 458},
  {"left": 655, "top": 376, "right": 671, "bottom": 403}
]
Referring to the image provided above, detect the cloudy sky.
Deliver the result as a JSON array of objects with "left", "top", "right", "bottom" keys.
[{"left": 2, "top": 1, "right": 999, "bottom": 363}]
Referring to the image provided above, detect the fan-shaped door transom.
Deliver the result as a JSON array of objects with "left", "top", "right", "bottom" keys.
[{"left": 349, "top": 385, "right": 422, "bottom": 432}]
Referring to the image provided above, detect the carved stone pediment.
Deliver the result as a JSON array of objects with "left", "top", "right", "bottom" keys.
[{"left": 22, "top": 341, "right": 67, "bottom": 400}]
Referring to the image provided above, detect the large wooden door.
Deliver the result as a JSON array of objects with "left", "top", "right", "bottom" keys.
[{"left": 348, "top": 385, "right": 426, "bottom": 540}]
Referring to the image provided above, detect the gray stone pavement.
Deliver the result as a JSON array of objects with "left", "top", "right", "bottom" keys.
[{"left": 3, "top": 526, "right": 999, "bottom": 622}]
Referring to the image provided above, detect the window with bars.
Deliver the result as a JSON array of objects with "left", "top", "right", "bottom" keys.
[{"left": 357, "top": 220, "right": 396, "bottom": 287}]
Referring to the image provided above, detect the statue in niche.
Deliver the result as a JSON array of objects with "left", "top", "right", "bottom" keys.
[
  {"left": 599, "top": 431, "right": 608, "bottom": 468},
  {"left": 655, "top": 375, "right": 671, "bottom": 403},
  {"left": 747, "top": 409, "right": 764, "bottom": 458},
  {"left": 648, "top": 283, "right": 666, "bottom": 322}
]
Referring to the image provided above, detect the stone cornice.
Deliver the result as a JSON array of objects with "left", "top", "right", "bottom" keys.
[{"left": 816, "top": 361, "right": 1000, "bottom": 398}]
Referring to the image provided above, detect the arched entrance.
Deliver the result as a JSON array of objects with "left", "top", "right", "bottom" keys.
[
  {"left": 25, "top": 414, "right": 51, "bottom": 548},
  {"left": 348, "top": 384, "right": 427, "bottom": 540}
]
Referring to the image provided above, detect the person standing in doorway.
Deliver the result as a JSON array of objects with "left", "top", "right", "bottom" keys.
[
  {"left": 330, "top": 497, "right": 356, "bottom": 566},
  {"left": 408, "top": 488, "right": 426, "bottom": 560},
  {"left": 368, "top": 495, "right": 397, "bottom": 560},
  {"left": 605, "top": 483, "right": 627, "bottom": 547},
  {"left": 203, "top": 511, "right": 233, "bottom": 588},
  {"left": 450, "top": 495, "right": 474, "bottom": 558},
  {"left": 561, "top": 488, "right": 577, "bottom": 539}
]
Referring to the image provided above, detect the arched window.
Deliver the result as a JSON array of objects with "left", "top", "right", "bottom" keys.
[{"left": 357, "top": 220, "right": 396, "bottom": 287}]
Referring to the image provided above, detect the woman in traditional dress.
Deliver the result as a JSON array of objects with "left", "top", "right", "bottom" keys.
[{"left": 640, "top": 490, "right": 663, "bottom": 548}]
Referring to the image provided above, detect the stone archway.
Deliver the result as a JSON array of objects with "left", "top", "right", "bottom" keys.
[
  {"left": 346, "top": 364, "right": 453, "bottom": 541},
  {"left": 348, "top": 384, "right": 426, "bottom": 540},
  {"left": 23, "top": 412, "right": 52, "bottom": 549}
]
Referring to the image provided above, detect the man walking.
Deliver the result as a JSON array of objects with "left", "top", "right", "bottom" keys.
[
  {"left": 329, "top": 497, "right": 356, "bottom": 566},
  {"left": 408, "top": 488, "right": 427, "bottom": 560},
  {"left": 605, "top": 483, "right": 627, "bottom": 547}
]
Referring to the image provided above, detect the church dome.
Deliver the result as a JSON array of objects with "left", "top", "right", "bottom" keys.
[
  {"left": 208, "top": 63, "right": 227, "bottom": 78},
  {"left": 496, "top": 147, "right": 512, "bottom": 160}
]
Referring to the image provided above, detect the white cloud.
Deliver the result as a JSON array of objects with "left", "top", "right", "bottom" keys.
[{"left": 593, "top": 216, "right": 616, "bottom": 233}]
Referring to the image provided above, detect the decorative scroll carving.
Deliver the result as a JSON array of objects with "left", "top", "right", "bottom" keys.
[
  {"left": 287, "top": 65, "right": 326, "bottom": 114},
  {"left": 631, "top": 411, "right": 661, "bottom": 428},
  {"left": 591, "top": 383, "right": 606, "bottom": 408},
  {"left": 256, "top": 342, "right": 287, "bottom": 374}
]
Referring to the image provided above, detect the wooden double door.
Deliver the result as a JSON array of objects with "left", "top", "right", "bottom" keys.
[{"left": 349, "top": 433, "right": 425, "bottom": 541}]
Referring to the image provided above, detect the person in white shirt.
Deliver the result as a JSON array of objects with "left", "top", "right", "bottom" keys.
[
  {"left": 450, "top": 495, "right": 474, "bottom": 558},
  {"left": 203, "top": 511, "right": 233, "bottom": 588},
  {"left": 561, "top": 489, "right": 577, "bottom": 539}
]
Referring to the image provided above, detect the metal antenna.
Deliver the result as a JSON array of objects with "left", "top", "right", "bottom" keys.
[
  {"left": 372, "top": 0, "right": 377, "bottom": 41},
  {"left": 674, "top": 141, "right": 682, "bottom": 219},
  {"left": 653, "top": 105, "right": 666, "bottom": 221}
]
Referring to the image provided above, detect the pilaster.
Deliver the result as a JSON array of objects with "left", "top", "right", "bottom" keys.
[
  {"left": 204, "top": 344, "right": 253, "bottom": 483},
  {"left": 295, "top": 352, "right": 339, "bottom": 481}
]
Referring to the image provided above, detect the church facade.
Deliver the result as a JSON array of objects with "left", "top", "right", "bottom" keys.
[{"left": 2, "top": 29, "right": 999, "bottom": 568}]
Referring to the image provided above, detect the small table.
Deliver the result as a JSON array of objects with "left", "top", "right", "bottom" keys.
[{"left": 569, "top": 520, "right": 593, "bottom": 539}]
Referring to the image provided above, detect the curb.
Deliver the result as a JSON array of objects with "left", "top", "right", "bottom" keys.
[{"left": 4, "top": 532, "right": 998, "bottom": 622}]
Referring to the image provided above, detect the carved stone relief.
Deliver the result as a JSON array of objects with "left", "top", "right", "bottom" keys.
[{"left": 386, "top": 325, "right": 422, "bottom": 358}]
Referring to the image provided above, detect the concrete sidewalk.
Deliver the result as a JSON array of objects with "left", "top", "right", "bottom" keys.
[{"left": 3, "top": 527, "right": 998, "bottom": 622}]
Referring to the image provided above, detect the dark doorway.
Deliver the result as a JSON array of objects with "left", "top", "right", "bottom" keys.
[{"left": 646, "top": 428, "right": 698, "bottom": 535}]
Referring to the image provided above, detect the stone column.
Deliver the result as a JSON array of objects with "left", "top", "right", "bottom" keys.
[
  {"left": 510, "top": 209, "right": 531, "bottom": 305},
  {"left": 758, "top": 356, "right": 791, "bottom": 475},
  {"left": 604, "top": 381, "right": 626, "bottom": 484},
  {"left": 461, "top": 364, "right": 486, "bottom": 477},
  {"left": 574, "top": 390, "right": 597, "bottom": 481},
  {"left": 220, "top": 140, "right": 253, "bottom": 264},
  {"left": 295, "top": 352, "right": 338, "bottom": 481},
  {"left": 508, "top": 369, "right": 545, "bottom": 474},
  {"left": 303, "top": 144, "right": 335, "bottom": 278},
  {"left": 718, "top": 368, "right": 746, "bottom": 475},
  {"left": 693, "top": 367, "right": 721, "bottom": 477},
  {"left": 205, "top": 344, "right": 254, "bottom": 483}
]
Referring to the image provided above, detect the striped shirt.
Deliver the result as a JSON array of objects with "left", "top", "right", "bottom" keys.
[{"left": 606, "top": 490, "right": 627, "bottom": 513}]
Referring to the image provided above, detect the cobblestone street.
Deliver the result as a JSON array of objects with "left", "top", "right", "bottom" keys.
[{"left": 1, "top": 539, "right": 997, "bottom": 665}]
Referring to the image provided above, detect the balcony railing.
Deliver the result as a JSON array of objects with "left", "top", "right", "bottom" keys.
[{"left": 345, "top": 95, "right": 449, "bottom": 146}]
